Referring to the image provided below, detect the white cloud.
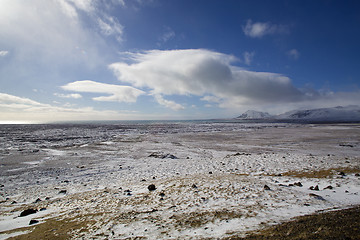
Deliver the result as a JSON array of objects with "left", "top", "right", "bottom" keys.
[
  {"left": 54, "top": 93, "right": 83, "bottom": 99},
  {"left": 0, "top": 92, "right": 144, "bottom": 122},
  {"left": 97, "top": 16, "right": 124, "bottom": 42},
  {"left": 287, "top": 49, "right": 300, "bottom": 60},
  {"left": 0, "top": 93, "right": 45, "bottom": 107},
  {"left": 159, "top": 27, "right": 175, "bottom": 44},
  {"left": 153, "top": 94, "right": 185, "bottom": 111},
  {"left": 243, "top": 51, "right": 255, "bottom": 65},
  {"left": 242, "top": 19, "right": 289, "bottom": 38},
  {"left": 61, "top": 80, "right": 145, "bottom": 103},
  {"left": 109, "top": 49, "right": 360, "bottom": 113},
  {"left": 0, "top": 51, "right": 9, "bottom": 57},
  {"left": 109, "top": 49, "right": 302, "bottom": 105}
]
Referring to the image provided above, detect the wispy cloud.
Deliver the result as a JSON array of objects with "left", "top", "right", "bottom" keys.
[
  {"left": 97, "top": 16, "right": 124, "bottom": 42},
  {"left": 158, "top": 27, "right": 175, "bottom": 44},
  {"left": 243, "top": 51, "right": 255, "bottom": 65},
  {"left": 54, "top": 93, "right": 83, "bottom": 99},
  {"left": 287, "top": 49, "right": 300, "bottom": 60},
  {"left": 0, "top": 92, "right": 136, "bottom": 122},
  {"left": 61, "top": 80, "right": 145, "bottom": 103},
  {"left": 0, "top": 51, "right": 9, "bottom": 57},
  {"left": 153, "top": 94, "right": 185, "bottom": 111},
  {"left": 242, "top": 19, "right": 289, "bottom": 38}
]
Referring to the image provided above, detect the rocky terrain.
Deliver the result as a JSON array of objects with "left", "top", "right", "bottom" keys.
[{"left": 0, "top": 122, "right": 359, "bottom": 239}]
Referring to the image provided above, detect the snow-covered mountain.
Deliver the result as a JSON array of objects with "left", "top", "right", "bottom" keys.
[
  {"left": 236, "top": 106, "right": 360, "bottom": 122},
  {"left": 236, "top": 110, "right": 273, "bottom": 119},
  {"left": 277, "top": 105, "right": 360, "bottom": 121}
]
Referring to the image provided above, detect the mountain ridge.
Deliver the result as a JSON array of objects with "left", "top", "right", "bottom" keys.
[{"left": 236, "top": 105, "right": 360, "bottom": 122}]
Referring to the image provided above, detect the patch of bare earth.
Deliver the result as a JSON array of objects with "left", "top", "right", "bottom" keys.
[{"left": 229, "top": 206, "right": 360, "bottom": 240}]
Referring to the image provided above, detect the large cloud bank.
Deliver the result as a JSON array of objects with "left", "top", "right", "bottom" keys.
[
  {"left": 108, "top": 49, "right": 360, "bottom": 113},
  {"left": 109, "top": 49, "right": 303, "bottom": 107}
]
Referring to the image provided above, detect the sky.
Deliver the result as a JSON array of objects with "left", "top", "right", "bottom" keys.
[{"left": 1, "top": 0, "right": 360, "bottom": 123}]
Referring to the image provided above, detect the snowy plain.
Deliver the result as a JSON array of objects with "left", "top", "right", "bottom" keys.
[{"left": 0, "top": 122, "right": 359, "bottom": 239}]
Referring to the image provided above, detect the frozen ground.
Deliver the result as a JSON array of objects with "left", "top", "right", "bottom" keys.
[{"left": 0, "top": 122, "right": 359, "bottom": 239}]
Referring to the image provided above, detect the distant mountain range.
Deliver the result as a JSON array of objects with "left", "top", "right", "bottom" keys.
[{"left": 236, "top": 106, "right": 360, "bottom": 122}]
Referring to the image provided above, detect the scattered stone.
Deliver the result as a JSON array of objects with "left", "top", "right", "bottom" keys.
[
  {"left": 124, "top": 189, "right": 131, "bottom": 193},
  {"left": 45, "top": 197, "right": 50, "bottom": 200},
  {"left": 141, "top": 179, "right": 146, "bottom": 182},
  {"left": 11, "top": 201, "right": 17, "bottom": 204},
  {"left": 29, "top": 219, "right": 39, "bottom": 225},
  {"left": 19, "top": 208, "right": 38, "bottom": 217},
  {"left": 275, "top": 173, "right": 282, "bottom": 177},
  {"left": 40, "top": 208, "right": 47, "bottom": 211},
  {"left": 324, "top": 185, "right": 333, "bottom": 190},
  {"left": 309, "top": 185, "right": 319, "bottom": 191},
  {"left": 355, "top": 173, "right": 360, "bottom": 177},
  {"left": 264, "top": 185, "right": 271, "bottom": 190},
  {"left": 148, "top": 152, "right": 178, "bottom": 159},
  {"left": 234, "top": 152, "right": 251, "bottom": 156},
  {"left": 339, "top": 144, "right": 354, "bottom": 148},
  {"left": 34, "top": 198, "right": 42, "bottom": 203},
  {"left": 0, "top": 184, "right": 4, "bottom": 188},
  {"left": 338, "top": 171, "right": 346, "bottom": 176},
  {"left": 58, "top": 190, "right": 67, "bottom": 194},
  {"left": 288, "top": 183, "right": 294, "bottom": 187},
  {"left": 209, "top": 171, "right": 213, "bottom": 174},
  {"left": 294, "top": 182, "right": 303, "bottom": 187},
  {"left": 159, "top": 192, "right": 165, "bottom": 197},
  {"left": 148, "top": 184, "right": 156, "bottom": 191},
  {"left": 192, "top": 184, "right": 198, "bottom": 189},
  {"left": 309, "top": 193, "right": 325, "bottom": 200}
]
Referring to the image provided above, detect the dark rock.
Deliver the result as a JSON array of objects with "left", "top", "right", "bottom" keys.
[
  {"left": 148, "top": 184, "right": 156, "bottom": 191},
  {"left": 20, "top": 208, "right": 37, "bottom": 217},
  {"left": 309, "top": 193, "right": 325, "bottom": 200},
  {"left": 294, "top": 182, "right": 303, "bottom": 187},
  {"left": 309, "top": 185, "right": 319, "bottom": 191},
  {"left": 141, "top": 179, "right": 146, "bottom": 182},
  {"left": 355, "top": 173, "right": 360, "bottom": 177},
  {"left": 45, "top": 197, "right": 50, "bottom": 200},
  {"left": 264, "top": 185, "right": 271, "bottom": 190},
  {"left": 159, "top": 192, "right": 165, "bottom": 197},
  {"left": 0, "top": 184, "right": 4, "bottom": 187},
  {"left": 40, "top": 208, "right": 47, "bottom": 211},
  {"left": 209, "top": 171, "right": 213, "bottom": 174},
  {"left": 11, "top": 201, "right": 17, "bottom": 204},
  {"left": 192, "top": 184, "right": 198, "bottom": 189},
  {"left": 148, "top": 152, "right": 178, "bottom": 159},
  {"left": 63, "top": 180, "right": 70, "bottom": 183},
  {"left": 34, "top": 198, "right": 42, "bottom": 203},
  {"left": 338, "top": 171, "right": 346, "bottom": 176},
  {"left": 29, "top": 219, "right": 39, "bottom": 225},
  {"left": 58, "top": 190, "right": 67, "bottom": 194},
  {"left": 324, "top": 185, "right": 333, "bottom": 190},
  {"left": 124, "top": 189, "right": 132, "bottom": 193}
]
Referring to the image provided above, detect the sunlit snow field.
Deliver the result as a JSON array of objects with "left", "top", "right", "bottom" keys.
[{"left": 0, "top": 122, "right": 359, "bottom": 239}]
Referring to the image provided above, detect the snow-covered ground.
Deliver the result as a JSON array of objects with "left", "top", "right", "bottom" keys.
[{"left": 0, "top": 122, "right": 359, "bottom": 239}]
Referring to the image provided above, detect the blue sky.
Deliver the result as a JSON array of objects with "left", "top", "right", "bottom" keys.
[{"left": 1, "top": 0, "right": 360, "bottom": 123}]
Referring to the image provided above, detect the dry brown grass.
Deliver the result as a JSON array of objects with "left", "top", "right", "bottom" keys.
[{"left": 278, "top": 167, "right": 360, "bottom": 178}]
